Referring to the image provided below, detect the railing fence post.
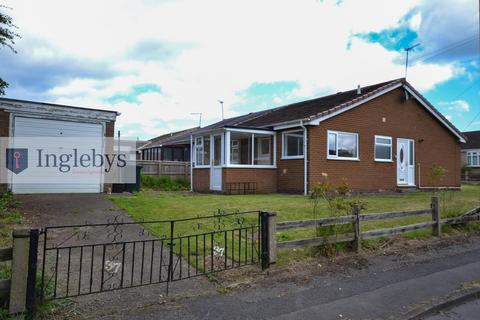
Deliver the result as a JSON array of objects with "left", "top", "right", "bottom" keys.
[
  {"left": 431, "top": 196, "right": 441, "bottom": 236},
  {"left": 260, "top": 211, "right": 277, "bottom": 270},
  {"left": 166, "top": 220, "right": 175, "bottom": 295},
  {"left": 25, "top": 229, "right": 39, "bottom": 320},
  {"left": 353, "top": 204, "right": 361, "bottom": 253}
]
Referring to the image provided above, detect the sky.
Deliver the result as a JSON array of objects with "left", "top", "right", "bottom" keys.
[{"left": 0, "top": 0, "right": 479, "bottom": 140}]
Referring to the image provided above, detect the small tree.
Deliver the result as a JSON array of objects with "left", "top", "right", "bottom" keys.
[
  {"left": 0, "top": 5, "right": 20, "bottom": 95},
  {"left": 429, "top": 164, "right": 447, "bottom": 191},
  {"left": 309, "top": 175, "right": 366, "bottom": 258}
]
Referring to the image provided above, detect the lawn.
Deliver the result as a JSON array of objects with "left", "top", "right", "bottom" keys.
[{"left": 112, "top": 185, "right": 480, "bottom": 242}]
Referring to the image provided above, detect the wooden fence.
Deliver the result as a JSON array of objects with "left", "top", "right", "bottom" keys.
[
  {"left": 277, "top": 197, "right": 480, "bottom": 250},
  {"left": 137, "top": 160, "right": 190, "bottom": 181},
  {"left": 0, "top": 247, "right": 12, "bottom": 297}
]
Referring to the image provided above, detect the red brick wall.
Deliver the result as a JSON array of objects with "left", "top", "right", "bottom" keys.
[
  {"left": 276, "top": 131, "right": 304, "bottom": 193},
  {"left": 193, "top": 168, "right": 210, "bottom": 192},
  {"left": 223, "top": 168, "right": 277, "bottom": 193},
  {"left": 308, "top": 88, "right": 461, "bottom": 191}
]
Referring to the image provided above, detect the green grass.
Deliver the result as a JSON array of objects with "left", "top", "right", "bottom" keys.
[
  {"left": 141, "top": 175, "right": 190, "bottom": 191},
  {"left": 112, "top": 185, "right": 480, "bottom": 266}
]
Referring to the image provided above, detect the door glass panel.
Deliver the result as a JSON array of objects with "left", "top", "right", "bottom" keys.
[
  {"left": 213, "top": 135, "right": 221, "bottom": 166},
  {"left": 400, "top": 148, "right": 404, "bottom": 163},
  {"left": 408, "top": 140, "right": 414, "bottom": 165}
]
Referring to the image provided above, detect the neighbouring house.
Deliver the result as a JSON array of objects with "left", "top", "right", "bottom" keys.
[
  {"left": 0, "top": 97, "right": 119, "bottom": 194},
  {"left": 190, "top": 78, "right": 465, "bottom": 194},
  {"left": 140, "top": 127, "right": 199, "bottom": 162},
  {"left": 461, "top": 131, "right": 480, "bottom": 181}
]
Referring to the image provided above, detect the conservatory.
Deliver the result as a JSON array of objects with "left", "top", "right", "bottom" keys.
[{"left": 191, "top": 127, "right": 277, "bottom": 192}]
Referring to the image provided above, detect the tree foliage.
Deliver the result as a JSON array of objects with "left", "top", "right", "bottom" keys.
[{"left": 0, "top": 5, "right": 19, "bottom": 95}]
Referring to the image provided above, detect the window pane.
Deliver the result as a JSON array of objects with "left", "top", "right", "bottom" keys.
[
  {"left": 328, "top": 133, "right": 336, "bottom": 156},
  {"left": 230, "top": 132, "right": 252, "bottom": 165},
  {"left": 375, "top": 137, "right": 390, "bottom": 145},
  {"left": 254, "top": 134, "right": 273, "bottom": 165},
  {"left": 285, "top": 131, "right": 303, "bottom": 157},
  {"left": 337, "top": 133, "right": 357, "bottom": 158},
  {"left": 196, "top": 146, "right": 203, "bottom": 165},
  {"left": 164, "top": 148, "right": 173, "bottom": 161},
  {"left": 473, "top": 152, "right": 478, "bottom": 166},
  {"left": 203, "top": 136, "right": 210, "bottom": 165},
  {"left": 375, "top": 145, "right": 390, "bottom": 160},
  {"left": 467, "top": 153, "right": 472, "bottom": 166}
]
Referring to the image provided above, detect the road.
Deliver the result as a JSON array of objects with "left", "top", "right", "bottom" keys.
[{"left": 106, "top": 235, "right": 480, "bottom": 320}]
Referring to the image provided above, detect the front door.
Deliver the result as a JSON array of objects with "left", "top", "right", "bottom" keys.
[
  {"left": 397, "top": 138, "right": 415, "bottom": 186},
  {"left": 210, "top": 134, "right": 223, "bottom": 191}
]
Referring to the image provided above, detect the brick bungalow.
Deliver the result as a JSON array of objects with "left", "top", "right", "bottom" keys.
[
  {"left": 460, "top": 131, "right": 480, "bottom": 181},
  {"left": 190, "top": 78, "right": 465, "bottom": 194}
]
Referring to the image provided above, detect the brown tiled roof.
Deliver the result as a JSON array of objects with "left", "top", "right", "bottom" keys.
[
  {"left": 194, "top": 78, "right": 465, "bottom": 142},
  {"left": 462, "top": 131, "right": 480, "bottom": 149},
  {"left": 141, "top": 127, "right": 199, "bottom": 149}
]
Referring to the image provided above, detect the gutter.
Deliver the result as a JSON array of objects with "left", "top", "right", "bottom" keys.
[{"left": 300, "top": 120, "right": 308, "bottom": 196}]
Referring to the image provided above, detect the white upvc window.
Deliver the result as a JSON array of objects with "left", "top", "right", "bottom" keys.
[
  {"left": 327, "top": 130, "right": 359, "bottom": 160},
  {"left": 374, "top": 135, "right": 392, "bottom": 162},
  {"left": 466, "top": 150, "right": 480, "bottom": 167},
  {"left": 226, "top": 129, "right": 276, "bottom": 168},
  {"left": 194, "top": 136, "right": 211, "bottom": 167},
  {"left": 282, "top": 130, "right": 304, "bottom": 159}
]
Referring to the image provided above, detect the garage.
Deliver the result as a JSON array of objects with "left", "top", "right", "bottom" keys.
[{"left": 0, "top": 98, "right": 119, "bottom": 194}]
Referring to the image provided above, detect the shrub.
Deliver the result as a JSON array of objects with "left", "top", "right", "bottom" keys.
[{"left": 140, "top": 175, "right": 190, "bottom": 191}]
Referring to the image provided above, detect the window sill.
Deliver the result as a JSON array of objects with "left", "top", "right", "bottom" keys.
[
  {"left": 327, "top": 157, "right": 360, "bottom": 161},
  {"left": 281, "top": 156, "right": 304, "bottom": 160},
  {"left": 226, "top": 165, "right": 277, "bottom": 169},
  {"left": 193, "top": 166, "right": 210, "bottom": 169},
  {"left": 374, "top": 159, "right": 393, "bottom": 163}
]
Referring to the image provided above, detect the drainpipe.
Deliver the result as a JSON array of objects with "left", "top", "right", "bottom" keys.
[
  {"left": 300, "top": 121, "right": 308, "bottom": 196},
  {"left": 190, "top": 134, "right": 193, "bottom": 192}
]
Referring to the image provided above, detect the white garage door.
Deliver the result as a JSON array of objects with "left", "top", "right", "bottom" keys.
[{"left": 12, "top": 117, "right": 104, "bottom": 194}]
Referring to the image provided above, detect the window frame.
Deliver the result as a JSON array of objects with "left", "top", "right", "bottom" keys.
[
  {"left": 194, "top": 136, "right": 210, "bottom": 168},
  {"left": 327, "top": 130, "right": 359, "bottom": 161},
  {"left": 374, "top": 135, "right": 393, "bottom": 162},
  {"left": 281, "top": 129, "right": 304, "bottom": 160},
  {"left": 466, "top": 150, "right": 480, "bottom": 167}
]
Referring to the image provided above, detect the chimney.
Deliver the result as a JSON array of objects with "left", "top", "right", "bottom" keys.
[{"left": 357, "top": 85, "right": 361, "bottom": 95}]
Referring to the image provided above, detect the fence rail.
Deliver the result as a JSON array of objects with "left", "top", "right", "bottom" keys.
[
  {"left": 137, "top": 160, "right": 190, "bottom": 180},
  {"left": 277, "top": 197, "right": 480, "bottom": 250}
]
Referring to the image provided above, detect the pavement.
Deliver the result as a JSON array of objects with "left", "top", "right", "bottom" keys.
[
  {"left": 425, "top": 298, "right": 480, "bottom": 319},
  {"left": 15, "top": 194, "right": 480, "bottom": 319}
]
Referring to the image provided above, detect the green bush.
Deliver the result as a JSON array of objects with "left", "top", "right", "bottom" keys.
[{"left": 140, "top": 175, "right": 190, "bottom": 191}]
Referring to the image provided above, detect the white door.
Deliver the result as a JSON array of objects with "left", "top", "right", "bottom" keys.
[
  {"left": 12, "top": 117, "right": 104, "bottom": 194},
  {"left": 210, "top": 134, "right": 223, "bottom": 191},
  {"left": 397, "top": 138, "right": 415, "bottom": 186}
]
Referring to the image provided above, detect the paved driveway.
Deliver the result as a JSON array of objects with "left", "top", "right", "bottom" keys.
[{"left": 16, "top": 193, "right": 217, "bottom": 319}]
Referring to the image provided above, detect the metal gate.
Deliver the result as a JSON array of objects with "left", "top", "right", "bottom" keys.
[{"left": 38, "top": 210, "right": 273, "bottom": 301}]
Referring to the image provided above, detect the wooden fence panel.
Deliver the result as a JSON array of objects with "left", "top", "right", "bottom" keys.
[
  {"left": 137, "top": 160, "right": 190, "bottom": 181},
  {"left": 277, "top": 198, "right": 480, "bottom": 250}
]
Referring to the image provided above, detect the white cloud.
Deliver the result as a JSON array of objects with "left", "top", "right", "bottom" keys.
[
  {"left": 440, "top": 100, "right": 470, "bottom": 112},
  {"left": 2, "top": 0, "right": 464, "bottom": 139}
]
